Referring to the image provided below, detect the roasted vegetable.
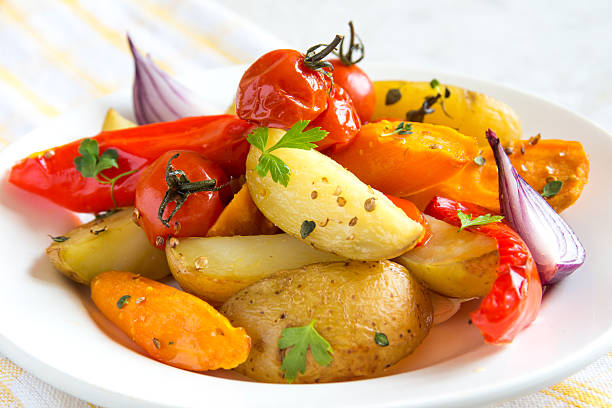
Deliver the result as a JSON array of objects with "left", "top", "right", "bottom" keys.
[
  {"left": 395, "top": 215, "right": 498, "bottom": 298},
  {"left": 246, "top": 128, "right": 424, "bottom": 260},
  {"left": 330, "top": 121, "right": 479, "bottom": 197},
  {"left": 221, "top": 260, "right": 432, "bottom": 383},
  {"left": 91, "top": 271, "right": 250, "bottom": 370},
  {"left": 206, "top": 184, "right": 279, "bottom": 237},
  {"left": 426, "top": 197, "right": 542, "bottom": 344},
  {"left": 47, "top": 208, "right": 169, "bottom": 285},
  {"left": 166, "top": 234, "right": 344, "bottom": 304},
  {"left": 407, "top": 139, "right": 589, "bottom": 213},
  {"left": 101, "top": 108, "right": 136, "bottom": 132},
  {"left": 9, "top": 115, "right": 255, "bottom": 213},
  {"left": 372, "top": 80, "right": 522, "bottom": 147}
]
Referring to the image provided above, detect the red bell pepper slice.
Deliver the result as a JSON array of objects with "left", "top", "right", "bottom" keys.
[
  {"left": 425, "top": 196, "right": 542, "bottom": 344},
  {"left": 9, "top": 115, "right": 255, "bottom": 213},
  {"left": 386, "top": 195, "right": 432, "bottom": 247}
]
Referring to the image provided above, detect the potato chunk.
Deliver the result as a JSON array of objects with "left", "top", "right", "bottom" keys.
[
  {"left": 221, "top": 260, "right": 432, "bottom": 383},
  {"left": 166, "top": 234, "right": 344, "bottom": 304},
  {"left": 395, "top": 215, "right": 498, "bottom": 297},
  {"left": 47, "top": 208, "right": 170, "bottom": 285},
  {"left": 246, "top": 129, "right": 424, "bottom": 260}
]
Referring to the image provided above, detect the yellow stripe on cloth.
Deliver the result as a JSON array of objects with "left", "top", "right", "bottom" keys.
[
  {"left": 131, "top": 0, "right": 243, "bottom": 64},
  {"left": 57, "top": 0, "right": 175, "bottom": 75},
  {"left": 549, "top": 382, "right": 610, "bottom": 408},
  {"left": 0, "top": 64, "right": 59, "bottom": 116},
  {"left": 58, "top": 0, "right": 129, "bottom": 55},
  {"left": 540, "top": 389, "right": 583, "bottom": 408},
  {"left": 2, "top": 1, "right": 112, "bottom": 95},
  {"left": 569, "top": 379, "right": 612, "bottom": 401},
  {"left": 0, "top": 357, "right": 24, "bottom": 408}
]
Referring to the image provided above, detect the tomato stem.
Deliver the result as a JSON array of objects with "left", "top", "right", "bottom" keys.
[
  {"left": 158, "top": 153, "right": 230, "bottom": 227},
  {"left": 337, "top": 21, "right": 364, "bottom": 66}
]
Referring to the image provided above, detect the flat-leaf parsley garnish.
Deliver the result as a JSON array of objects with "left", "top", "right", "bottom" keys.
[
  {"left": 247, "top": 121, "right": 327, "bottom": 187},
  {"left": 74, "top": 139, "right": 138, "bottom": 209},
  {"left": 278, "top": 320, "right": 333, "bottom": 383},
  {"left": 457, "top": 210, "right": 504, "bottom": 231}
]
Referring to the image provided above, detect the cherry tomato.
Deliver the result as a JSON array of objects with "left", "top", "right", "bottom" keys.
[
  {"left": 135, "top": 150, "right": 229, "bottom": 249},
  {"left": 385, "top": 195, "right": 432, "bottom": 247},
  {"left": 236, "top": 49, "right": 330, "bottom": 128},
  {"left": 235, "top": 36, "right": 343, "bottom": 129},
  {"left": 309, "top": 85, "right": 361, "bottom": 152},
  {"left": 329, "top": 60, "right": 375, "bottom": 123}
]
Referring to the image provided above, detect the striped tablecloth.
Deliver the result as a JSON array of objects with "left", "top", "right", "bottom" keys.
[{"left": 0, "top": 1, "right": 610, "bottom": 406}]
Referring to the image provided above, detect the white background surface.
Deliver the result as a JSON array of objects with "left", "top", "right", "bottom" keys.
[{"left": 217, "top": 0, "right": 612, "bottom": 132}]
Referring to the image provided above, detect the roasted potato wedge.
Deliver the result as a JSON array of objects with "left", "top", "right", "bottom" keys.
[
  {"left": 47, "top": 208, "right": 170, "bottom": 285},
  {"left": 395, "top": 215, "right": 498, "bottom": 298},
  {"left": 246, "top": 129, "right": 424, "bottom": 260},
  {"left": 101, "top": 108, "right": 136, "bottom": 131},
  {"left": 221, "top": 260, "right": 433, "bottom": 383},
  {"left": 372, "top": 80, "right": 522, "bottom": 148},
  {"left": 166, "top": 234, "right": 345, "bottom": 304}
]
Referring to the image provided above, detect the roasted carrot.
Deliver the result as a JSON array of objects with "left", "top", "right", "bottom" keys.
[
  {"left": 91, "top": 271, "right": 250, "bottom": 371},
  {"left": 407, "top": 139, "right": 589, "bottom": 213},
  {"left": 206, "top": 184, "right": 279, "bottom": 237},
  {"left": 330, "top": 121, "right": 479, "bottom": 197}
]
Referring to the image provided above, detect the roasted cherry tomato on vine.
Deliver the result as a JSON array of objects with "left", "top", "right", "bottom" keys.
[
  {"left": 309, "top": 85, "right": 361, "bottom": 152},
  {"left": 425, "top": 196, "right": 542, "bottom": 344},
  {"left": 235, "top": 35, "right": 343, "bottom": 128},
  {"left": 135, "top": 150, "right": 230, "bottom": 249},
  {"left": 386, "top": 195, "right": 431, "bottom": 247},
  {"left": 328, "top": 22, "right": 375, "bottom": 123}
]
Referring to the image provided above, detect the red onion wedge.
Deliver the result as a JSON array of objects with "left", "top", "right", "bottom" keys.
[
  {"left": 128, "top": 35, "right": 217, "bottom": 125},
  {"left": 486, "top": 129, "right": 585, "bottom": 285}
]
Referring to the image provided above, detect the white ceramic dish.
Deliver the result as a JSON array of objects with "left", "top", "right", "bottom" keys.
[{"left": 0, "top": 64, "right": 610, "bottom": 408}]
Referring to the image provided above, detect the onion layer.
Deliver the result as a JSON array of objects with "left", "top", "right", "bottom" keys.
[{"left": 486, "top": 129, "right": 585, "bottom": 284}]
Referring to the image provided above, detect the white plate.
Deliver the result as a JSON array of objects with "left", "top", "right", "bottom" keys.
[{"left": 0, "top": 63, "right": 611, "bottom": 408}]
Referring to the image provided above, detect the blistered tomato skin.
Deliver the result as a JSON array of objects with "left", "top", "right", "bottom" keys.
[
  {"left": 309, "top": 86, "right": 361, "bottom": 152},
  {"left": 135, "top": 150, "right": 229, "bottom": 250},
  {"left": 236, "top": 49, "right": 329, "bottom": 128},
  {"left": 329, "top": 59, "right": 376, "bottom": 123}
]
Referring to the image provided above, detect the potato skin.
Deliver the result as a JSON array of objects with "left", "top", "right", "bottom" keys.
[
  {"left": 220, "top": 260, "right": 433, "bottom": 383},
  {"left": 372, "top": 81, "right": 522, "bottom": 148},
  {"left": 395, "top": 216, "right": 498, "bottom": 298},
  {"left": 47, "top": 208, "right": 170, "bottom": 285},
  {"left": 166, "top": 234, "right": 344, "bottom": 304},
  {"left": 246, "top": 129, "right": 424, "bottom": 260}
]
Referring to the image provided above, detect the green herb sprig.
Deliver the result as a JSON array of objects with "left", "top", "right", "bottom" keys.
[
  {"left": 457, "top": 210, "right": 504, "bottom": 231},
  {"left": 381, "top": 121, "right": 413, "bottom": 137},
  {"left": 278, "top": 320, "right": 333, "bottom": 383},
  {"left": 247, "top": 121, "right": 327, "bottom": 187},
  {"left": 542, "top": 180, "right": 563, "bottom": 198},
  {"left": 74, "top": 139, "right": 138, "bottom": 209}
]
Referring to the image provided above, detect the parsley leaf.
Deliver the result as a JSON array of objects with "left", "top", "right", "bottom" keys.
[
  {"left": 74, "top": 139, "right": 118, "bottom": 178},
  {"left": 457, "top": 210, "right": 504, "bottom": 231},
  {"left": 248, "top": 121, "right": 327, "bottom": 187},
  {"left": 73, "top": 139, "right": 137, "bottom": 209},
  {"left": 542, "top": 180, "right": 563, "bottom": 198},
  {"left": 246, "top": 127, "right": 268, "bottom": 152},
  {"left": 278, "top": 320, "right": 333, "bottom": 383}
]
